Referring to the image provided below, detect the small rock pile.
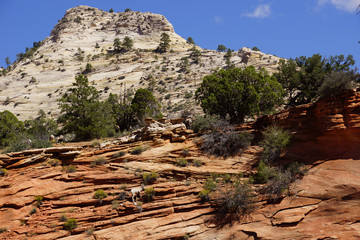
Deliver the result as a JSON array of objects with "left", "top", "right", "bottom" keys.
[{"left": 133, "top": 117, "right": 195, "bottom": 142}]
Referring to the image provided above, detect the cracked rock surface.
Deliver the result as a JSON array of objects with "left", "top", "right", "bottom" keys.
[{"left": 2, "top": 89, "right": 360, "bottom": 239}]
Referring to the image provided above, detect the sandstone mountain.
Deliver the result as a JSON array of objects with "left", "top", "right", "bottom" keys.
[
  {"left": 0, "top": 5, "right": 282, "bottom": 121},
  {"left": 6, "top": 6, "right": 356, "bottom": 240}
]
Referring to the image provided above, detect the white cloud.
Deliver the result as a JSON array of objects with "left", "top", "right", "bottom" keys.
[
  {"left": 317, "top": 0, "right": 360, "bottom": 13},
  {"left": 214, "top": 16, "right": 223, "bottom": 23},
  {"left": 243, "top": 4, "right": 272, "bottom": 18}
]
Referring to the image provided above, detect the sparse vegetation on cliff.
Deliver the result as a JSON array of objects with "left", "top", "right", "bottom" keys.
[
  {"left": 217, "top": 44, "right": 227, "bottom": 52},
  {"left": 186, "top": 37, "right": 195, "bottom": 45},
  {"left": 144, "top": 187, "right": 155, "bottom": 202},
  {"left": 113, "top": 36, "right": 133, "bottom": 53},
  {"left": 93, "top": 189, "right": 108, "bottom": 201},
  {"left": 34, "top": 195, "right": 43, "bottom": 206},
  {"left": 215, "top": 181, "right": 256, "bottom": 218},
  {"left": 131, "top": 146, "right": 145, "bottom": 155},
  {"left": 142, "top": 171, "right": 159, "bottom": 184},
  {"left": 260, "top": 125, "right": 291, "bottom": 164},
  {"left": 176, "top": 157, "right": 188, "bottom": 167},
  {"left": 191, "top": 115, "right": 219, "bottom": 133},
  {"left": 197, "top": 118, "right": 253, "bottom": 158},
  {"left": 0, "top": 168, "right": 8, "bottom": 177},
  {"left": 63, "top": 218, "right": 78, "bottom": 232},
  {"left": 16, "top": 41, "right": 43, "bottom": 62},
  {"left": 201, "top": 130, "right": 252, "bottom": 158},
  {"left": 83, "top": 63, "right": 94, "bottom": 74}
]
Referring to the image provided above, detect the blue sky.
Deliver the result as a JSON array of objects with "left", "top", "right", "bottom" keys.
[{"left": 0, "top": 0, "right": 359, "bottom": 67}]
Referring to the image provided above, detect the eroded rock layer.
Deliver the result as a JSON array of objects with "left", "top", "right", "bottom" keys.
[{"left": 2, "top": 92, "right": 360, "bottom": 239}]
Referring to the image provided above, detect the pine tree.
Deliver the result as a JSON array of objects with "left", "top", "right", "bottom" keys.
[
  {"left": 113, "top": 38, "right": 122, "bottom": 52},
  {"left": 131, "top": 89, "right": 161, "bottom": 124},
  {"left": 122, "top": 36, "right": 133, "bottom": 52},
  {"left": 0, "top": 110, "right": 25, "bottom": 147},
  {"left": 187, "top": 37, "right": 195, "bottom": 45},
  {"left": 217, "top": 44, "right": 227, "bottom": 52},
  {"left": 58, "top": 75, "right": 115, "bottom": 140},
  {"left": 157, "top": 33, "right": 171, "bottom": 53},
  {"left": 4, "top": 57, "right": 11, "bottom": 68},
  {"left": 190, "top": 47, "right": 201, "bottom": 64}
]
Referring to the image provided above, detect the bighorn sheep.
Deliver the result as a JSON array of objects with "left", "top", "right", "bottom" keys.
[{"left": 131, "top": 184, "right": 145, "bottom": 205}]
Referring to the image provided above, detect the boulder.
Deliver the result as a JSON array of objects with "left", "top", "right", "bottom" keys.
[
  {"left": 0, "top": 154, "right": 10, "bottom": 160},
  {"left": 172, "top": 135, "right": 186, "bottom": 142}
]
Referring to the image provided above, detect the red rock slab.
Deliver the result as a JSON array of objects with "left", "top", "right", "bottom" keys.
[
  {"left": 7, "top": 148, "right": 45, "bottom": 157},
  {"left": 81, "top": 173, "right": 138, "bottom": 184},
  {"left": 295, "top": 159, "right": 360, "bottom": 200},
  {"left": 0, "top": 178, "right": 83, "bottom": 209},
  {"left": 31, "top": 230, "right": 70, "bottom": 240},
  {"left": 7, "top": 147, "right": 83, "bottom": 158},
  {"left": 38, "top": 171, "right": 63, "bottom": 180},
  {"left": 92, "top": 208, "right": 213, "bottom": 239},
  {"left": 44, "top": 147, "right": 83, "bottom": 153},
  {"left": 55, "top": 233, "right": 94, "bottom": 239},
  {"left": 271, "top": 205, "right": 318, "bottom": 225},
  {"left": 261, "top": 196, "right": 321, "bottom": 218},
  {"left": 293, "top": 198, "right": 360, "bottom": 239},
  {"left": 59, "top": 151, "right": 81, "bottom": 157},
  {"left": 6, "top": 154, "right": 51, "bottom": 169},
  {"left": 46, "top": 185, "right": 95, "bottom": 200}
]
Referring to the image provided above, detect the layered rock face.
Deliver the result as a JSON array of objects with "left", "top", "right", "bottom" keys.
[
  {"left": 2, "top": 91, "right": 360, "bottom": 239},
  {"left": 0, "top": 5, "right": 282, "bottom": 120},
  {"left": 256, "top": 88, "right": 360, "bottom": 161}
]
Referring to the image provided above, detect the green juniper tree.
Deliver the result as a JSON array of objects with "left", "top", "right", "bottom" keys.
[
  {"left": 187, "top": 37, "right": 195, "bottom": 45},
  {"left": 83, "top": 63, "right": 94, "bottom": 74},
  {"left": 274, "top": 54, "right": 358, "bottom": 105},
  {"left": 0, "top": 110, "right": 25, "bottom": 147},
  {"left": 122, "top": 36, "right": 133, "bottom": 52},
  {"left": 113, "top": 38, "right": 122, "bottom": 53},
  {"left": 107, "top": 88, "right": 161, "bottom": 131},
  {"left": 24, "top": 110, "right": 57, "bottom": 146},
  {"left": 179, "top": 57, "right": 190, "bottom": 73},
  {"left": 224, "top": 49, "right": 232, "bottom": 66},
  {"left": 113, "top": 37, "right": 133, "bottom": 53},
  {"left": 217, "top": 44, "right": 227, "bottom": 52},
  {"left": 4, "top": 57, "right": 11, "bottom": 68},
  {"left": 157, "top": 33, "right": 171, "bottom": 53},
  {"left": 190, "top": 47, "right": 201, "bottom": 64},
  {"left": 106, "top": 92, "right": 134, "bottom": 131},
  {"left": 196, "top": 66, "right": 283, "bottom": 123},
  {"left": 131, "top": 88, "right": 162, "bottom": 125}
]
